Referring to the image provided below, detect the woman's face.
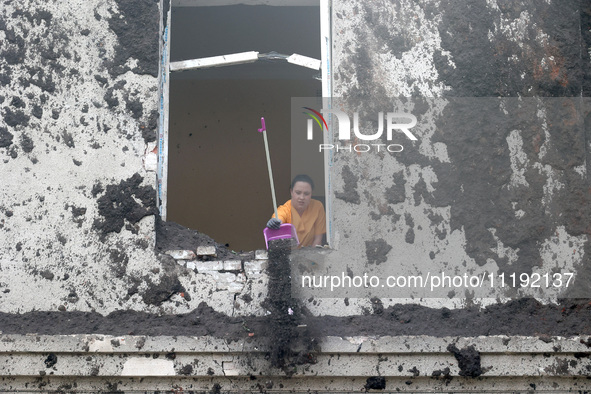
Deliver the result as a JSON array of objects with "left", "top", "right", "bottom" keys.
[{"left": 290, "top": 181, "right": 312, "bottom": 212}]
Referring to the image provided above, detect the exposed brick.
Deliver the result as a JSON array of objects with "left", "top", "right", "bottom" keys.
[
  {"left": 223, "top": 260, "right": 242, "bottom": 271},
  {"left": 195, "top": 261, "right": 223, "bottom": 271},
  {"left": 244, "top": 260, "right": 268, "bottom": 275},
  {"left": 255, "top": 249, "right": 268, "bottom": 260},
  {"left": 222, "top": 361, "right": 240, "bottom": 376},
  {"left": 200, "top": 272, "right": 240, "bottom": 291},
  {"left": 165, "top": 250, "right": 196, "bottom": 260},
  {"left": 227, "top": 282, "right": 245, "bottom": 293},
  {"left": 143, "top": 143, "right": 157, "bottom": 172},
  {"left": 197, "top": 246, "right": 216, "bottom": 257}
]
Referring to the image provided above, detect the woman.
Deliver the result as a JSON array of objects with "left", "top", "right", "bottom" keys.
[{"left": 266, "top": 174, "right": 326, "bottom": 247}]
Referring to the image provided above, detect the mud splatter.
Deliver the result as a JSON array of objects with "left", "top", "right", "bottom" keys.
[
  {"left": 364, "top": 376, "right": 386, "bottom": 390},
  {"left": 125, "top": 96, "right": 143, "bottom": 119},
  {"left": 107, "top": 0, "right": 159, "bottom": 77},
  {"left": 141, "top": 109, "right": 158, "bottom": 143},
  {"left": 20, "top": 134, "right": 33, "bottom": 153},
  {"left": 431, "top": 367, "right": 452, "bottom": 385},
  {"left": 385, "top": 171, "right": 406, "bottom": 204},
  {"left": 93, "top": 173, "right": 157, "bottom": 237},
  {"left": 179, "top": 364, "right": 193, "bottom": 375},
  {"left": 108, "top": 248, "right": 129, "bottom": 279},
  {"left": 103, "top": 87, "right": 119, "bottom": 108},
  {"left": 447, "top": 343, "right": 482, "bottom": 377},
  {"left": 3, "top": 107, "right": 29, "bottom": 127},
  {"left": 44, "top": 353, "right": 57, "bottom": 368},
  {"left": 365, "top": 239, "right": 392, "bottom": 265},
  {"left": 28, "top": 68, "right": 56, "bottom": 94},
  {"left": 435, "top": 0, "right": 581, "bottom": 97},
  {"left": 0, "top": 127, "right": 13, "bottom": 148},
  {"left": 10, "top": 96, "right": 25, "bottom": 108},
  {"left": 335, "top": 165, "right": 360, "bottom": 204},
  {"left": 40, "top": 270, "right": 54, "bottom": 281},
  {"left": 91, "top": 182, "right": 104, "bottom": 198},
  {"left": 61, "top": 131, "right": 74, "bottom": 148},
  {"left": 31, "top": 104, "right": 42, "bottom": 119}
]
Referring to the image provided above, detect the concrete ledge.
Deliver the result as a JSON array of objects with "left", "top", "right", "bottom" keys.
[{"left": 0, "top": 334, "right": 589, "bottom": 392}]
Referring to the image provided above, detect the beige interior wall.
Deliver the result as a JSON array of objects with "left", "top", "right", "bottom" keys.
[
  {"left": 291, "top": 97, "right": 325, "bottom": 202},
  {"left": 168, "top": 78, "right": 321, "bottom": 251}
]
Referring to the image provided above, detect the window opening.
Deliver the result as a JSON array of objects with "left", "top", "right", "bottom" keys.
[{"left": 159, "top": 0, "right": 331, "bottom": 251}]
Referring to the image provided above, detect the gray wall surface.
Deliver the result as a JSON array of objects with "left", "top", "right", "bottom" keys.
[
  {"left": 0, "top": 0, "right": 165, "bottom": 314},
  {"left": 316, "top": 0, "right": 591, "bottom": 303}
]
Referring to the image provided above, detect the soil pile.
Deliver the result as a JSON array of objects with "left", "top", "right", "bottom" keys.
[{"left": 263, "top": 239, "right": 318, "bottom": 371}]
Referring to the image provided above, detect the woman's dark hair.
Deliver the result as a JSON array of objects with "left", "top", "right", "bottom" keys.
[{"left": 291, "top": 174, "right": 314, "bottom": 190}]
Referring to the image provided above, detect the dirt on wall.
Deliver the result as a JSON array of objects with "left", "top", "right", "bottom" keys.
[
  {"left": 334, "top": 0, "right": 591, "bottom": 299},
  {"left": 107, "top": 0, "right": 159, "bottom": 78},
  {"left": 0, "top": 291, "right": 587, "bottom": 336},
  {"left": 155, "top": 217, "right": 238, "bottom": 261},
  {"left": 92, "top": 173, "right": 158, "bottom": 238},
  {"left": 1, "top": 2, "right": 590, "bottom": 385},
  {"left": 426, "top": 0, "right": 591, "bottom": 276},
  {"left": 433, "top": 0, "right": 582, "bottom": 97}
]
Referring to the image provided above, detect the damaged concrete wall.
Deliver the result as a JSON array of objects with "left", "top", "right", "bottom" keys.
[
  {"left": 0, "top": 0, "right": 243, "bottom": 316},
  {"left": 0, "top": 0, "right": 588, "bottom": 320},
  {"left": 312, "top": 0, "right": 591, "bottom": 311},
  {"left": 0, "top": 0, "right": 588, "bottom": 316},
  {"left": 0, "top": 0, "right": 590, "bottom": 391},
  {"left": 0, "top": 0, "right": 164, "bottom": 313},
  {"left": 0, "top": 0, "right": 279, "bottom": 320}
]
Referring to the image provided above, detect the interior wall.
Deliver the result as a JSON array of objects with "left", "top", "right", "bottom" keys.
[
  {"left": 291, "top": 95, "right": 325, "bottom": 202},
  {"left": 168, "top": 78, "right": 320, "bottom": 251}
]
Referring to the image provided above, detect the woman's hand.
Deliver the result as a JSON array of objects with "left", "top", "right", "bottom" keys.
[{"left": 266, "top": 218, "right": 282, "bottom": 229}]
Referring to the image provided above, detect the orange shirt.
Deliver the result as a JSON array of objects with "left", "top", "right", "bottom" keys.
[{"left": 273, "top": 199, "right": 326, "bottom": 247}]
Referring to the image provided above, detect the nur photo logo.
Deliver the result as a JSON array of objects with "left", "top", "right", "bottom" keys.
[{"left": 302, "top": 107, "right": 418, "bottom": 153}]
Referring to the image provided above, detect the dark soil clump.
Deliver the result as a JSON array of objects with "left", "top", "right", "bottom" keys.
[
  {"left": 364, "top": 376, "right": 386, "bottom": 390},
  {"left": 365, "top": 238, "right": 392, "bottom": 265},
  {"left": 0, "top": 299, "right": 588, "bottom": 341},
  {"left": 155, "top": 216, "right": 237, "bottom": 260},
  {"left": 3, "top": 107, "right": 29, "bottom": 127},
  {"left": 44, "top": 353, "right": 57, "bottom": 368},
  {"left": 447, "top": 343, "right": 482, "bottom": 377},
  {"left": 93, "top": 173, "right": 157, "bottom": 237},
  {"left": 142, "top": 273, "right": 185, "bottom": 306},
  {"left": 0, "top": 127, "right": 13, "bottom": 148},
  {"left": 141, "top": 109, "right": 158, "bottom": 143},
  {"left": 107, "top": 0, "right": 159, "bottom": 77},
  {"left": 265, "top": 239, "right": 298, "bottom": 367},
  {"left": 263, "top": 240, "right": 318, "bottom": 371},
  {"left": 335, "top": 165, "right": 360, "bottom": 204},
  {"left": 20, "top": 134, "right": 33, "bottom": 153},
  {"left": 125, "top": 97, "right": 143, "bottom": 119}
]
